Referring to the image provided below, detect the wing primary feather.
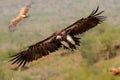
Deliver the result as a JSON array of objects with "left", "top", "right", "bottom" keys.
[
  {"left": 11, "top": 57, "right": 21, "bottom": 64},
  {"left": 9, "top": 53, "right": 21, "bottom": 58},
  {"left": 17, "top": 53, "right": 27, "bottom": 67},
  {"left": 21, "top": 59, "right": 27, "bottom": 68},
  {"left": 10, "top": 53, "right": 23, "bottom": 63},
  {"left": 18, "top": 58, "right": 25, "bottom": 67},
  {"left": 89, "top": 10, "right": 96, "bottom": 16},
  {"left": 9, "top": 54, "right": 21, "bottom": 62},
  {"left": 94, "top": 11, "right": 104, "bottom": 16},
  {"left": 89, "top": 6, "right": 99, "bottom": 16},
  {"left": 93, "top": 6, "right": 99, "bottom": 15},
  {"left": 11, "top": 54, "right": 24, "bottom": 64},
  {"left": 15, "top": 54, "right": 26, "bottom": 64}
]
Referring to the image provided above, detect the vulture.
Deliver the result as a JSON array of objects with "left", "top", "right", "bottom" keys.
[
  {"left": 9, "top": 7, "right": 106, "bottom": 68},
  {"left": 9, "top": 5, "right": 30, "bottom": 32}
]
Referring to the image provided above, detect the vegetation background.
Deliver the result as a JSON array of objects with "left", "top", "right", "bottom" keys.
[{"left": 0, "top": 0, "right": 120, "bottom": 80}]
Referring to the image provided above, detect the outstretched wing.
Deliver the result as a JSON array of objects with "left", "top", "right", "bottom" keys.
[
  {"left": 65, "top": 6, "right": 106, "bottom": 36},
  {"left": 9, "top": 34, "right": 61, "bottom": 68}
]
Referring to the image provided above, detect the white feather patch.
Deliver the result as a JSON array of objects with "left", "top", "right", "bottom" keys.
[
  {"left": 56, "top": 35, "right": 62, "bottom": 39},
  {"left": 61, "top": 41, "right": 69, "bottom": 48},
  {"left": 67, "top": 35, "right": 75, "bottom": 45}
]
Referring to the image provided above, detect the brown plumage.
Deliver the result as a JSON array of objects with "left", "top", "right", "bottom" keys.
[
  {"left": 9, "top": 5, "right": 30, "bottom": 32},
  {"left": 9, "top": 6, "right": 106, "bottom": 68},
  {"left": 110, "top": 67, "right": 120, "bottom": 75}
]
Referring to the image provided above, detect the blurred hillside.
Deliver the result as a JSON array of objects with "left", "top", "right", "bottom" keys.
[
  {"left": 0, "top": 0, "right": 120, "bottom": 28},
  {"left": 0, "top": 0, "right": 120, "bottom": 49},
  {"left": 0, "top": 0, "right": 120, "bottom": 80}
]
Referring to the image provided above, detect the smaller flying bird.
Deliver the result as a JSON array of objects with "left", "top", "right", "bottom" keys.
[
  {"left": 9, "top": 5, "right": 30, "bottom": 32},
  {"left": 9, "top": 6, "right": 106, "bottom": 68}
]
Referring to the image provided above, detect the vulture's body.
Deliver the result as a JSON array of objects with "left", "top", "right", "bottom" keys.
[
  {"left": 9, "top": 5, "right": 30, "bottom": 32},
  {"left": 10, "top": 7, "right": 106, "bottom": 68}
]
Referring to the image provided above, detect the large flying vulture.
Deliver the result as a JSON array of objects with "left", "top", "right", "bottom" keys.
[
  {"left": 10, "top": 7, "right": 106, "bottom": 68},
  {"left": 9, "top": 5, "right": 30, "bottom": 32}
]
